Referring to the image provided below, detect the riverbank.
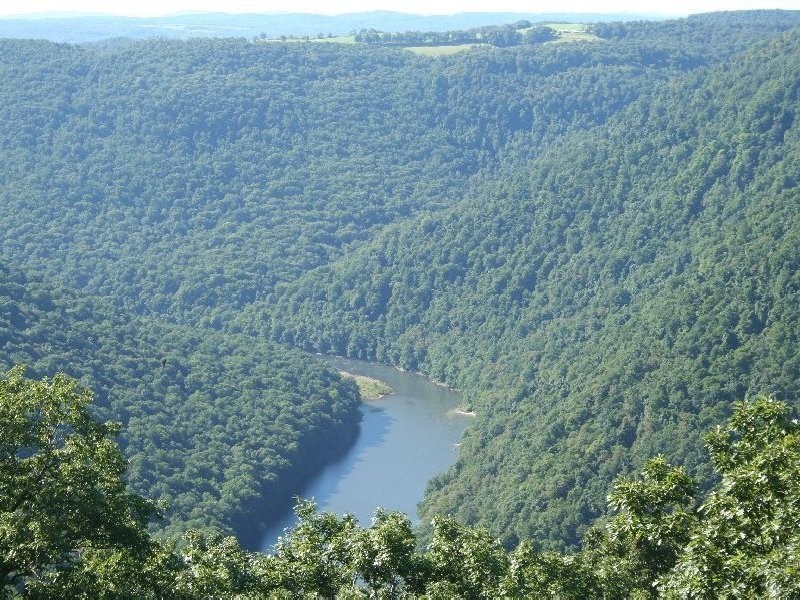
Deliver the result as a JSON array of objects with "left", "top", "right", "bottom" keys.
[
  {"left": 259, "top": 357, "right": 471, "bottom": 551},
  {"left": 339, "top": 370, "right": 394, "bottom": 400}
]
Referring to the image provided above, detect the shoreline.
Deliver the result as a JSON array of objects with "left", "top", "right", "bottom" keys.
[{"left": 338, "top": 370, "right": 395, "bottom": 400}]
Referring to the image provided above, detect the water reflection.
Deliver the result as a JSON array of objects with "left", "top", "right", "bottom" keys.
[
  {"left": 259, "top": 358, "right": 470, "bottom": 552},
  {"left": 295, "top": 403, "right": 394, "bottom": 512}
]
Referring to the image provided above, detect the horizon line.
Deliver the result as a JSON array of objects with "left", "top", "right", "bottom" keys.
[{"left": 0, "top": 8, "right": 694, "bottom": 20}]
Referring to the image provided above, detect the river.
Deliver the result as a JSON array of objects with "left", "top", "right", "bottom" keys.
[{"left": 259, "top": 357, "right": 472, "bottom": 552}]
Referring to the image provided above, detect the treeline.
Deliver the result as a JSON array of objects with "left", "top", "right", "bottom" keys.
[
  {"left": 4, "top": 370, "right": 799, "bottom": 597},
  {"left": 0, "top": 263, "right": 360, "bottom": 544},
  {"left": 591, "top": 9, "right": 800, "bottom": 41},
  {"left": 354, "top": 21, "right": 556, "bottom": 47}
]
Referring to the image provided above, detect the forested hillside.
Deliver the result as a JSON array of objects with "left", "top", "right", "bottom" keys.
[
  {"left": 1, "top": 12, "right": 795, "bottom": 325},
  {"left": 0, "top": 263, "right": 360, "bottom": 544},
  {"left": 1, "top": 10, "right": 799, "bottom": 555},
  {"left": 252, "top": 27, "right": 800, "bottom": 548},
  {"left": 0, "top": 37, "right": 678, "bottom": 323}
]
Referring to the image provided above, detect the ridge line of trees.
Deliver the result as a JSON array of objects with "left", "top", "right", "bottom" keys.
[{"left": 354, "top": 21, "right": 557, "bottom": 47}]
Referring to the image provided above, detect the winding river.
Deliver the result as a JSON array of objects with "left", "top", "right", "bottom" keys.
[{"left": 259, "top": 357, "right": 471, "bottom": 552}]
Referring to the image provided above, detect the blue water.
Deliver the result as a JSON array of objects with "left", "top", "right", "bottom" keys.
[{"left": 259, "top": 357, "right": 471, "bottom": 552}]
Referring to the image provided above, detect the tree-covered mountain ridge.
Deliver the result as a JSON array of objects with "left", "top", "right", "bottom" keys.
[{"left": 244, "top": 25, "right": 800, "bottom": 548}]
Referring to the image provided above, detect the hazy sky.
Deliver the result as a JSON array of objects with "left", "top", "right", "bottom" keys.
[{"left": 1, "top": 0, "right": 798, "bottom": 18}]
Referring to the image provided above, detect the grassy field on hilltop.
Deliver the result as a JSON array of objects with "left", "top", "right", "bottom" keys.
[
  {"left": 545, "top": 22, "right": 600, "bottom": 42},
  {"left": 406, "top": 43, "right": 485, "bottom": 56}
]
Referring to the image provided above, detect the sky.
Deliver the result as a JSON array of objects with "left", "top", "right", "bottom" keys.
[{"left": 0, "top": 0, "right": 798, "bottom": 19}]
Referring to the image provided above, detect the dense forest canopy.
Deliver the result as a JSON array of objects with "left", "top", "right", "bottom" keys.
[
  {"left": 1, "top": 11, "right": 797, "bottom": 325},
  {"left": 0, "top": 263, "right": 360, "bottom": 544},
  {"left": 0, "top": 8, "right": 799, "bottom": 585}
]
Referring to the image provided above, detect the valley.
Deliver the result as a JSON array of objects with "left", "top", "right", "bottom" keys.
[{"left": 1, "top": 8, "right": 800, "bottom": 596}]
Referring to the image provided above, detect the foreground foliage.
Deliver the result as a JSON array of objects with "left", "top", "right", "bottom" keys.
[
  {"left": 0, "top": 367, "right": 155, "bottom": 592},
  {"left": 3, "top": 369, "right": 798, "bottom": 597}
]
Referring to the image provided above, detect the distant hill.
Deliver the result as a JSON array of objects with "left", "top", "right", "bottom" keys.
[{"left": 0, "top": 11, "right": 661, "bottom": 43}]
